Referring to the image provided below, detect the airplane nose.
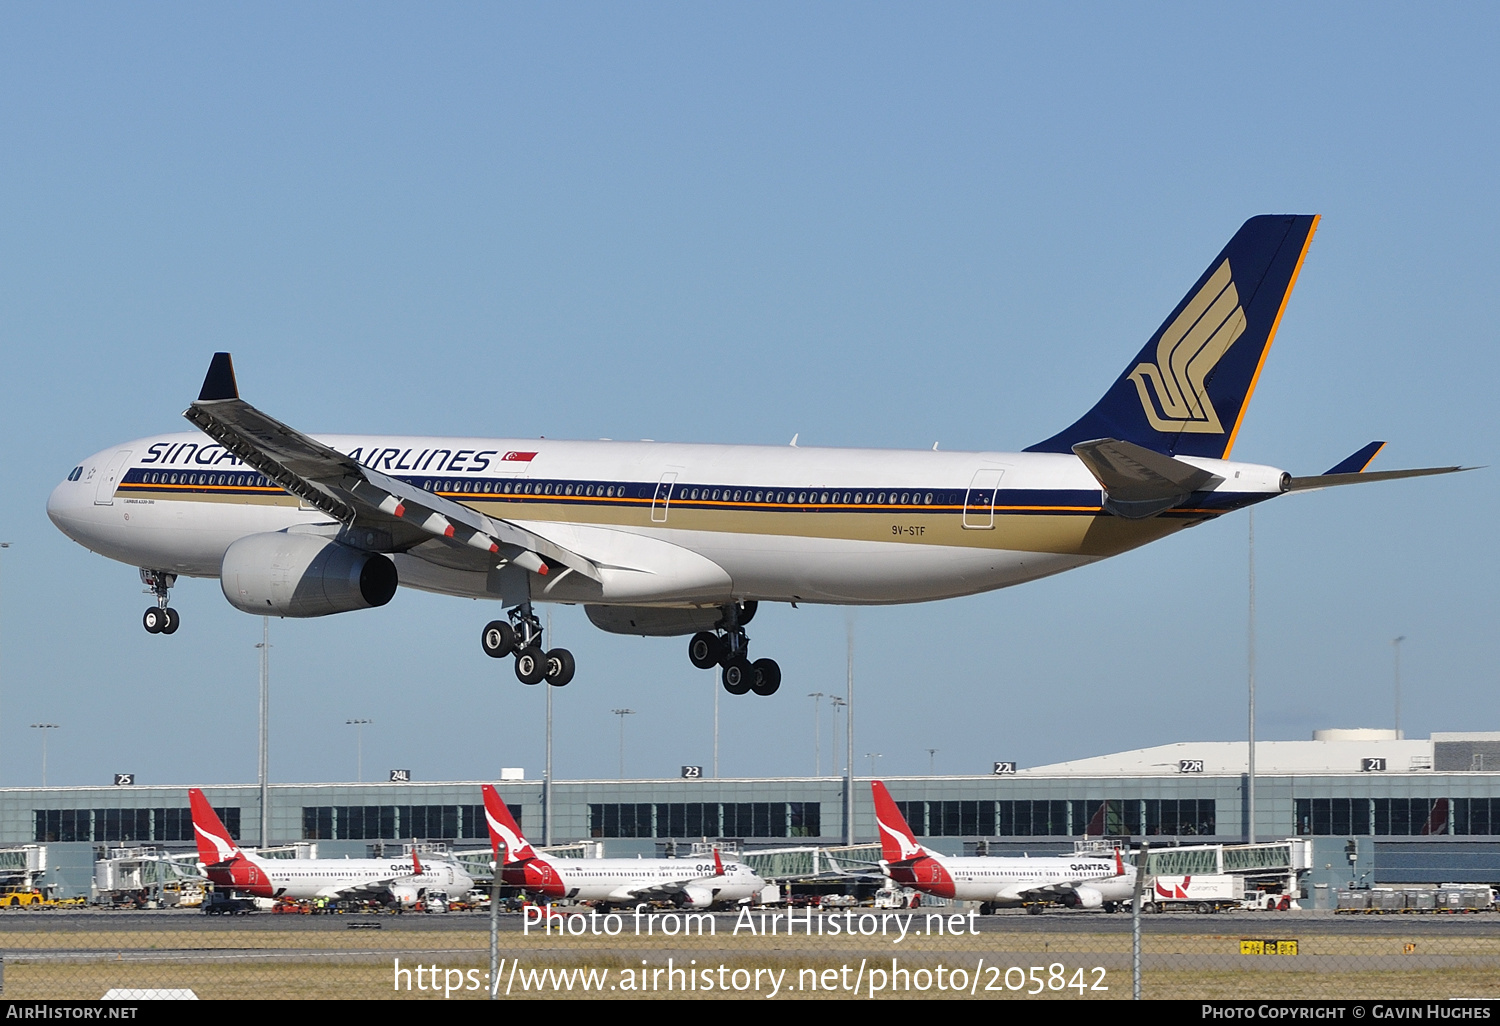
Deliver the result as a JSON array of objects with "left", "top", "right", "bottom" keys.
[{"left": 47, "top": 474, "right": 88, "bottom": 541}]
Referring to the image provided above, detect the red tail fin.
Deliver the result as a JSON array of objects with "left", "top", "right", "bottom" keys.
[
  {"left": 871, "top": 781, "right": 923, "bottom": 863},
  {"left": 482, "top": 784, "right": 536, "bottom": 864},
  {"left": 412, "top": 840, "right": 423, "bottom": 877},
  {"left": 712, "top": 847, "right": 725, "bottom": 877},
  {"left": 189, "top": 788, "right": 242, "bottom": 866},
  {"left": 1115, "top": 847, "right": 1126, "bottom": 877}
]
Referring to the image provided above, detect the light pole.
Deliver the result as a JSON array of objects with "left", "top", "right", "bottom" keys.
[
  {"left": 346, "top": 719, "right": 372, "bottom": 782},
  {"left": 807, "top": 693, "right": 826, "bottom": 776},
  {"left": 1393, "top": 636, "right": 1406, "bottom": 738},
  {"left": 255, "top": 618, "right": 271, "bottom": 847},
  {"left": 829, "top": 697, "right": 847, "bottom": 781},
  {"left": 865, "top": 752, "right": 882, "bottom": 777},
  {"left": 927, "top": 748, "right": 938, "bottom": 776},
  {"left": 30, "top": 724, "right": 57, "bottom": 786},
  {"left": 0, "top": 542, "right": 9, "bottom": 786},
  {"left": 611, "top": 709, "right": 636, "bottom": 779},
  {"left": 1248, "top": 509, "right": 1257, "bottom": 844}
]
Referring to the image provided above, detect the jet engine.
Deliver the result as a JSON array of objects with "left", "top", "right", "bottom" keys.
[
  {"left": 387, "top": 885, "right": 422, "bottom": 909},
  {"left": 677, "top": 884, "right": 718, "bottom": 909},
  {"left": 220, "top": 532, "right": 398, "bottom": 617},
  {"left": 1063, "top": 886, "right": 1104, "bottom": 909}
]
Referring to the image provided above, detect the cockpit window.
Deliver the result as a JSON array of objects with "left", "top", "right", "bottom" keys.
[{"left": 68, "top": 467, "right": 83, "bottom": 481}]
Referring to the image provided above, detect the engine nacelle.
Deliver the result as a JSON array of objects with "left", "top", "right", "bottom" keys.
[
  {"left": 585, "top": 605, "right": 723, "bottom": 637},
  {"left": 1065, "top": 885, "right": 1104, "bottom": 909},
  {"left": 388, "top": 885, "right": 422, "bottom": 909},
  {"left": 220, "top": 532, "right": 398, "bottom": 617},
  {"left": 678, "top": 884, "right": 717, "bottom": 909}
]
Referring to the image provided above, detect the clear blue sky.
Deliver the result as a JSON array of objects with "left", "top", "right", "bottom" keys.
[{"left": 0, "top": 4, "right": 1494, "bottom": 788}]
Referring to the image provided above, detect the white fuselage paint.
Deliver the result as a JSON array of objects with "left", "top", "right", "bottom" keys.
[
  {"left": 506, "top": 854, "right": 766, "bottom": 907},
  {"left": 209, "top": 851, "right": 474, "bottom": 905},
  {"left": 48, "top": 432, "right": 1287, "bottom": 609}
]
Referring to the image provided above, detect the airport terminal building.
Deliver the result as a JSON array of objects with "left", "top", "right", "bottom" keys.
[{"left": 9, "top": 728, "right": 1500, "bottom": 899}]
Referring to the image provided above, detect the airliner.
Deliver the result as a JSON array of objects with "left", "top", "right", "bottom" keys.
[
  {"left": 482, "top": 784, "right": 765, "bottom": 908},
  {"left": 47, "top": 215, "right": 1462, "bottom": 696},
  {"left": 872, "top": 782, "right": 1135, "bottom": 913},
  {"left": 190, "top": 788, "right": 473, "bottom": 907}
]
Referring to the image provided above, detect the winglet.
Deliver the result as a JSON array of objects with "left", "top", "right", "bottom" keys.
[
  {"left": 1323, "top": 441, "right": 1386, "bottom": 476},
  {"left": 197, "top": 352, "right": 240, "bottom": 402},
  {"left": 189, "top": 788, "right": 242, "bottom": 866},
  {"left": 871, "top": 781, "right": 924, "bottom": 863},
  {"left": 712, "top": 847, "right": 725, "bottom": 877},
  {"left": 482, "top": 784, "right": 536, "bottom": 864}
]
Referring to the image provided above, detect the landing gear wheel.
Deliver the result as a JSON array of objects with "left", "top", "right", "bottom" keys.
[
  {"left": 722, "top": 658, "right": 753, "bottom": 695},
  {"left": 515, "top": 647, "right": 548, "bottom": 685},
  {"left": 1025, "top": 903, "right": 1044, "bottom": 916},
  {"left": 688, "top": 632, "right": 724, "bottom": 670},
  {"left": 161, "top": 608, "right": 180, "bottom": 635},
  {"left": 143, "top": 608, "right": 165, "bottom": 634},
  {"left": 749, "top": 658, "right": 781, "bottom": 696},
  {"left": 544, "top": 648, "right": 575, "bottom": 687},
  {"left": 737, "top": 600, "right": 758, "bottom": 626},
  {"left": 482, "top": 620, "right": 517, "bottom": 659}
]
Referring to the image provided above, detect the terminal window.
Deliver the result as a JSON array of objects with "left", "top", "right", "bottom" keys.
[
  {"left": 1294, "top": 797, "right": 1453, "bottom": 836},
  {"left": 589, "top": 802, "right": 819, "bottom": 839},
  {"left": 299, "top": 804, "right": 491, "bottom": 841},
  {"left": 34, "top": 806, "right": 240, "bottom": 844}
]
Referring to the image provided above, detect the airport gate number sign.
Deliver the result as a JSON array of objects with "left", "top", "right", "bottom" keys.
[
  {"left": 681, "top": 766, "right": 703, "bottom": 779},
  {"left": 389, "top": 769, "right": 411, "bottom": 782},
  {"left": 113, "top": 773, "right": 133, "bottom": 786},
  {"left": 1178, "top": 760, "right": 1205, "bottom": 773},
  {"left": 993, "top": 762, "right": 1017, "bottom": 775},
  {"left": 1362, "top": 758, "right": 1386, "bottom": 772}
]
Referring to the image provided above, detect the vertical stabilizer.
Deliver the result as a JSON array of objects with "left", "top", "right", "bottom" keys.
[
  {"left": 1027, "top": 214, "right": 1319, "bottom": 459},
  {"left": 871, "top": 781, "right": 924, "bottom": 863},
  {"left": 189, "top": 788, "right": 242, "bottom": 866},
  {"left": 482, "top": 784, "right": 537, "bottom": 864}
]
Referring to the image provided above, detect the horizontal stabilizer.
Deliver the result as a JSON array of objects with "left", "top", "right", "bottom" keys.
[
  {"left": 1071, "top": 438, "right": 1219, "bottom": 519},
  {"left": 1286, "top": 465, "right": 1472, "bottom": 492}
]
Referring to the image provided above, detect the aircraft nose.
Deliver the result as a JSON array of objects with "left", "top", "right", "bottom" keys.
[{"left": 47, "top": 470, "right": 89, "bottom": 540}]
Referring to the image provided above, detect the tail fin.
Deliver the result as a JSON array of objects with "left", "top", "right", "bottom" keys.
[
  {"left": 871, "top": 781, "right": 924, "bottom": 863},
  {"left": 1027, "top": 214, "right": 1320, "bottom": 459},
  {"left": 411, "top": 841, "right": 423, "bottom": 877},
  {"left": 482, "top": 784, "right": 536, "bottom": 864},
  {"left": 711, "top": 848, "right": 725, "bottom": 877},
  {"left": 189, "top": 788, "right": 242, "bottom": 866}
]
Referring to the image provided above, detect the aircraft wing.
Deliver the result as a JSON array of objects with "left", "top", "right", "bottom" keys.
[{"left": 182, "top": 353, "right": 601, "bottom": 583}]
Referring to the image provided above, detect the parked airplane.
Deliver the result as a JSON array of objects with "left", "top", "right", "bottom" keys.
[
  {"left": 189, "top": 788, "right": 473, "bottom": 907},
  {"left": 48, "top": 215, "right": 1463, "bottom": 696},
  {"left": 482, "top": 784, "right": 765, "bottom": 908},
  {"left": 871, "top": 781, "right": 1136, "bottom": 912}
]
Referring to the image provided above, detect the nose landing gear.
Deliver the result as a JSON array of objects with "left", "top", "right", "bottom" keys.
[
  {"left": 689, "top": 602, "right": 781, "bottom": 696},
  {"left": 482, "top": 604, "right": 574, "bottom": 687},
  {"left": 140, "top": 569, "right": 179, "bottom": 635}
]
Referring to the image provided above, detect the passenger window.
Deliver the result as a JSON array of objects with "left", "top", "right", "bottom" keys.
[{"left": 924, "top": 493, "right": 933, "bottom": 504}]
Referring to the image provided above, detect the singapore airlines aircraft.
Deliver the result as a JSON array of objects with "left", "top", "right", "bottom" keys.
[
  {"left": 872, "top": 782, "right": 1135, "bottom": 913},
  {"left": 47, "top": 215, "right": 1462, "bottom": 696},
  {"left": 482, "top": 784, "right": 765, "bottom": 908},
  {"left": 189, "top": 788, "right": 473, "bottom": 907}
]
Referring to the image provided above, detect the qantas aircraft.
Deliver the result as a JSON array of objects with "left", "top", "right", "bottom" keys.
[
  {"left": 482, "top": 784, "right": 765, "bottom": 908},
  {"left": 47, "top": 215, "right": 1462, "bottom": 696},
  {"left": 189, "top": 788, "right": 474, "bottom": 907},
  {"left": 872, "top": 782, "right": 1135, "bottom": 913}
]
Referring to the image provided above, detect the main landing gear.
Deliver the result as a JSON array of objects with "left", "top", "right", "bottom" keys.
[
  {"left": 687, "top": 601, "right": 781, "bottom": 697},
  {"left": 481, "top": 604, "right": 575, "bottom": 687},
  {"left": 140, "top": 569, "right": 180, "bottom": 635}
]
